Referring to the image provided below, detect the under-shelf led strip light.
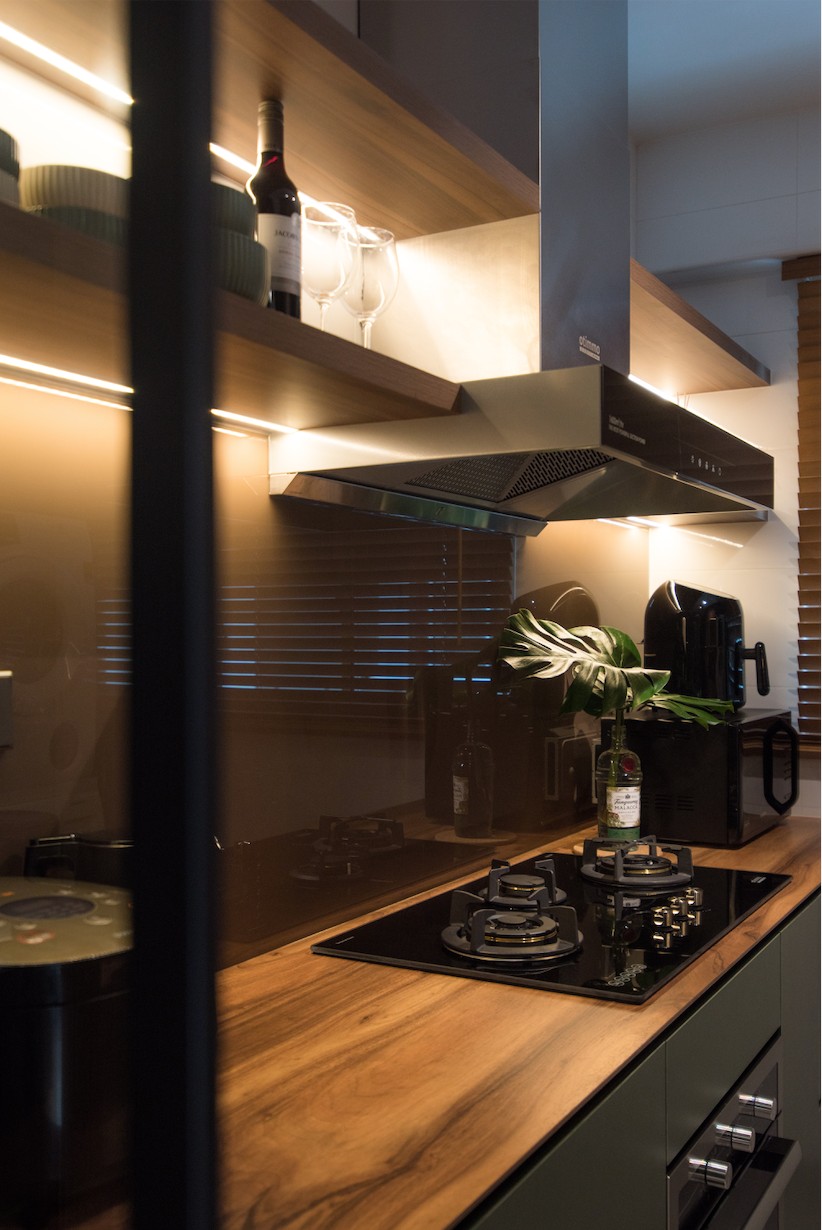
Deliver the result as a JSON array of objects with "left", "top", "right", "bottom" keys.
[
  {"left": 0, "top": 20, "right": 133, "bottom": 105},
  {"left": 0, "top": 356, "right": 295, "bottom": 436}
]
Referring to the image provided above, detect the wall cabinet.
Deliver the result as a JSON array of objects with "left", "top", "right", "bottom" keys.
[{"left": 461, "top": 894, "right": 820, "bottom": 1230}]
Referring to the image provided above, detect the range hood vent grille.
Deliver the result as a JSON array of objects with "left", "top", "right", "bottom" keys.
[
  {"left": 407, "top": 452, "right": 532, "bottom": 501},
  {"left": 407, "top": 448, "right": 613, "bottom": 502},
  {"left": 507, "top": 448, "right": 612, "bottom": 498}
]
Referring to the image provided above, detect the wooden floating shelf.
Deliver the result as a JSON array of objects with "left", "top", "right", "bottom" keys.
[
  {"left": 0, "top": 0, "right": 539, "bottom": 243},
  {"left": 630, "top": 260, "right": 770, "bottom": 395},
  {"left": 213, "top": 0, "right": 540, "bottom": 240},
  {"left": 0, "top": 202, "right": 460, "bottom": 430},
  {"left": 215, "top": 296, "right": 461, "bottom": 429}
]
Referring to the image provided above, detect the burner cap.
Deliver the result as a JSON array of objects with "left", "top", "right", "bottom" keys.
[
  {"left": 497, "top": 874, "right": 546, "bottom": 898},
  {"left": 482, "top": 910, "right": 560, "bottom": 946},
  {"left": 599, "top": 852, "right": 674, "bottom": 878}
]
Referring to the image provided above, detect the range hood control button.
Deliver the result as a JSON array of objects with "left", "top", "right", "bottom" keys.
[{"left": 688, "top": 1158, "right": 733, "bottom": 1190}]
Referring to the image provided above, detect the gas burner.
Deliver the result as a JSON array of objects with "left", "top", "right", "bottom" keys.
[
  {"left": 483, "top": 855, "right": 567, "bottom": 908},
  {"left": 580, "top": 836, "right": 693, "bottom": 892},
  {"left": 442, "top": 902, "right": 581, "bottom": 963},
  {"left": 290, "top": 815, "right": 404, "bottom": 883},
  {"left": 442, "top": 853, "right": 580, "bottom": 963}
]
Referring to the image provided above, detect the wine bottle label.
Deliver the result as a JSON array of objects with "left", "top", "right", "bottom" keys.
[
  {"left": 257, "top": 212, "right": 301, "bottom": 296},
  {"left": 605, "top": 786, "right": 641, "bottom": 827},
  {"left": 453, "top": 775, "right": 469, "bottom": 816}
]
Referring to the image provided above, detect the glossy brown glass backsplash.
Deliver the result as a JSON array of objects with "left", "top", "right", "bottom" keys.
[{"left": 0, "top": 396, "right": 650, "bottom": 964}]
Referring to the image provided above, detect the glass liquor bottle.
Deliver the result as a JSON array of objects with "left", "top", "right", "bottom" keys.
[
  {"left": 247, "top": 98, "right": 301, "bottom": 318},
  {"left": 452, "top": 720, "right": 494, "bottom": 839},
  {"left": 595, "top": 710, "right": 642, "bottom": 844}
]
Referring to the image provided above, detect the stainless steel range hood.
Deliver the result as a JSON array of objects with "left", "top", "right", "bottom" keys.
[{"left": 269, "top": 366, "right": 774, "bottom": 536}]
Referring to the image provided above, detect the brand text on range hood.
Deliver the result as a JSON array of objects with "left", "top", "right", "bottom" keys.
[{"left": 268, "top": 367, "right": 774, "bottom": 535}]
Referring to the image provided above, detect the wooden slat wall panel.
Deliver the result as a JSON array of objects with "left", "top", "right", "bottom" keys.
[{"left": 786, "top": 261, "right": 821, "bottom": 742}]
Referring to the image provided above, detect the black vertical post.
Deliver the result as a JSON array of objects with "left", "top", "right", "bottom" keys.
[{"left": 128, "top": 2, "right": 216, "bottom": 1226}]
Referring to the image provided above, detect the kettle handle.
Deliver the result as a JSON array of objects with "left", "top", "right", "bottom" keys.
[
  {"left": 763, "top": 718, "right": 799, "bottom": 816},
  {"left": 743, "top": 642, "right": 770, "bottom": 695}
]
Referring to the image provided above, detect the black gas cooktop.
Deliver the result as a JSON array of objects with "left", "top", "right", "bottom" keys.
[{"left": 312, "top": 839, "right": 790, "bottom": 1003}]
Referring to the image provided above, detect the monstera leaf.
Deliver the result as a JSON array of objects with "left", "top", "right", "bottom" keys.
[{"left": 499, "top": 610, "right": 732, "bottom": 728}]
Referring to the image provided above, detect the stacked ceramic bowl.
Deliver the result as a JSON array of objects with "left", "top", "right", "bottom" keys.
[
  {"left": 19, "top": 165, "right": 129, "bottom": 245},
  {"left": 0, "top": 128, "right": 20, "bottom": 207},
  {"left": 212, "top": 181, "right": 269, "bottom": 306}
]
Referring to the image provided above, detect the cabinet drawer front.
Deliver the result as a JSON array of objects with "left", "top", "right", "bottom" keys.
[{"left": 666, "top": 934, "right": 780, "bottom": 1162}]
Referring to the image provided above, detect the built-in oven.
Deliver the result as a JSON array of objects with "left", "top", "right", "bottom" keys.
[{"left": 667, "top": 1035, "right": 801, "bottom": 1229}]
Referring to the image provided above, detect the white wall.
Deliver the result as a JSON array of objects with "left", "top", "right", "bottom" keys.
[
  {"left": 634, "top": 109, "right": 819, "bottom": 273},
  {"left": 635, "top": 108, "right": 820, "bottom": 815}
]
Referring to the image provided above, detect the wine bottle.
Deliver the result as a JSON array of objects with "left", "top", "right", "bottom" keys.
[
  {"left": 595, "top": 714, "right": 642, "bottom": 844},
  {"left": 452, "top": 721, "right": 494, "bottom": 838},
  {"left": 247, "top": 99, "right": 301, "bottom": 318}
]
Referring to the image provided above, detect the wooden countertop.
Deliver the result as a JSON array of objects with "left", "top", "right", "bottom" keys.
[{"left": 217, "top": 817, "right": 820, "bottom": 1229}]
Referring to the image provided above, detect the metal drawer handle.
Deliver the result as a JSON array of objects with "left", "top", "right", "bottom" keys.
[
  {"left": 715, "top": 1121, "right": 756, "bottom": 1152},
  {"left": 738, "top": 1093, "right": 777, "bottom": 1121},
  {"left": 688, "top": 1157, "right": 733, "bottom": 1190}
]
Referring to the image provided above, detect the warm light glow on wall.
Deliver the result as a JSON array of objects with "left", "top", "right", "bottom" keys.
[{"left": 598, "top": 515, "right": 745, "bottom": 549}]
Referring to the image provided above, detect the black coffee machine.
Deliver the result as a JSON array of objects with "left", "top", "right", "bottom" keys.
[{"left": 607, "top": 581, "right": 799, "bottom": 846}]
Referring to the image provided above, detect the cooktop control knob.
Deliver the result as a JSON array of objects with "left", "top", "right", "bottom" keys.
[
  {"left": 688, "top": 1158, "right": 733, "bottom": 1190},
  {"left": 715, "top": 1121, "right": 756, "bottom": 1152},
  {"left": 738, "top": 1093, "right": 777, "bottom": 1121}
]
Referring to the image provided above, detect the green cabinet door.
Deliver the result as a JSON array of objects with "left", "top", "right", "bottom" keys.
[{"left": 462, "top": 1045, "right": 667, "bottom": 1229}]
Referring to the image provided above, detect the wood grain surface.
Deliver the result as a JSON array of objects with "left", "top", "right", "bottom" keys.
[
  {"left": 630, "top": 259, "right": 770, "bottom": 394},
  {"left": 217, "top": 816, "right": 820, "bottom": 1228}
]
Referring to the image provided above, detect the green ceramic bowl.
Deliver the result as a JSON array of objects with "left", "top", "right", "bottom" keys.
[
  {"left": 0, "top": 128, "right": 19, "bottom": 178},
  {"left": 26, "top": 205, "right": 127, "bottom": 246},
  {"left": 215, "top": 228, "right": 269, "bottom": 305},
  {"left": 212, "top": 181, "right": 256, "bottom": 238},
  {"left": 19, "top": 165, "right": 129, "bottom": 218}
]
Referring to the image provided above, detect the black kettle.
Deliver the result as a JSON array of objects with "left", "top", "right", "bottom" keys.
[{"left": 24, "top": 830, "right": 132, "bottom": 888}]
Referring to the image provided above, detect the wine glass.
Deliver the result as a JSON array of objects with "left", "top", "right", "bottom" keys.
[
  {"left": 301, "top": 202, "right": 359, "bottom": 331},
  {"left": 341, "top": 226, "right": 399, "bottom": 349}
]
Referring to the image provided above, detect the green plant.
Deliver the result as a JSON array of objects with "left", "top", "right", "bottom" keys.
[{"left": 498, "top": 610, "right": 733, "bottom": 728}]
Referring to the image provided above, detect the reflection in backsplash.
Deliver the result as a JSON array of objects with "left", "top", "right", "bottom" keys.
[{"left": 0, "top": 399, "right": 650, "bottom": 964}]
